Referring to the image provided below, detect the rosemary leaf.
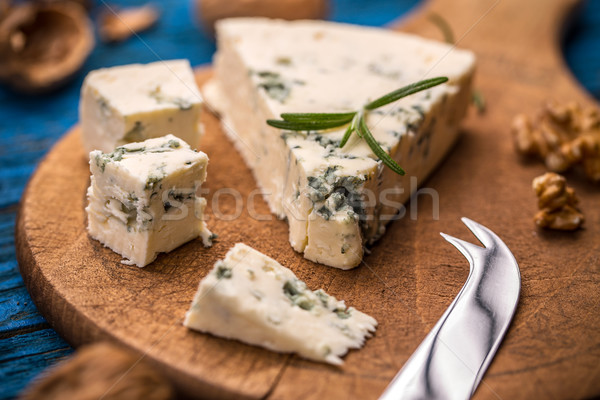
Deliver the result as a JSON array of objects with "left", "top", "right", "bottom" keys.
[
  {"left": 340, "top": 125, "right": 354, "bottom": 147},
  {"left": 339, "top": 114, "right": 358, "bottom": 148},
  {"left": 357, "top": 115, "right": 405, "bottom": 176},
  {"left": 281, "top": 112, "right": 356, "bottom": 122},
  {"left": 364, "top": 77, "right": 448, "bottom": 110},
  {"left": 471, "top": 89, "right": 486, "bottom": 114},
  {"left": 428, "top": 12, "right": 455, "bottom": 44},
  {"left": 266, "top": 119, "right": 351, "bottom": 131}
]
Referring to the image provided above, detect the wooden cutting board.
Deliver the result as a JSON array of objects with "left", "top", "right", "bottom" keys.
[{"left": 15, "top": 0, "right": 600, "bottom": 398}]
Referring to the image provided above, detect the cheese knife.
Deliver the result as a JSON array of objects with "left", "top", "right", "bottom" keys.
[{"left": 380, "top": 218, "right": 521, "bottom": 400}]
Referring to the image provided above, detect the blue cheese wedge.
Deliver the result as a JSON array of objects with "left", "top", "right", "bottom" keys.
[
  {"left": 183, "top": 243, "right": 377, "bottom": 365},
  {"left": 80, "top": 59, "right": 203, "bottom": 153},
  {"left": 204, "top": 18, "right": 476, "bottom": 269},
  {"left": 86, "top": 134, "right": 213, "bottom": 267}
]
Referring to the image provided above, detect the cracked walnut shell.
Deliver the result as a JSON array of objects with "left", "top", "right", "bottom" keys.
[
  {"left": 100, "top": 4, "right": 159, "bottom": 43},
  {"left": 532, "top": 172, "right": 584, "bottom": 231},
  {"left": 0, "top": 2, "right": 94, "bottom": 93},
  {"left": 512, "top": 101, "right": 600, "bottom": 182}
]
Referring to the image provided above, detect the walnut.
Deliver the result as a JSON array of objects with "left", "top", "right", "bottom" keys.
[
  {"left": 0, "top": 2, "right": 94, "bottom": 93},
  {"left": 19, "top": 342, "right": 173, "bottom": 400},
  {"left": 100, "top": 4, "right": 159, "bottom": 43},
  {"left": 512, "top": 101, "right": 600, "bottom": 182},
  {"left": 0, "top": 0, "right": 12, "bottom": 21},
  {"left": 33, "top": 0, "right": 94, "bottom": 11},
  {"left": 196, "top": 0, "right": 329, "bottom": 34},
  {"left": 512, "top": 113, "right": 546, "bottom": 157},
  {"left": 532, "top": 172, "right": 584, "bottom": 231}
]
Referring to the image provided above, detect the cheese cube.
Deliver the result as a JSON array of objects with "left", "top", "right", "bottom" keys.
[
  {"left": 86, "top": 134, "right": 213, "bottom": 267},
  {"left": 80, "top": 60, "right": 203, "bottom": 153},
  {"left": 184, "top": 243, "right": 377, "bottom": 365},
  {"left": 204, "top": 18, "right": 476, "bottom": 269}
]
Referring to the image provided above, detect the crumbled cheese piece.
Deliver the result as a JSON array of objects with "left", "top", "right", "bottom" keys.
[
  {"left": 80, "top": 59, "right": 203, "bottom": 153},
  {"left": 184, "top": 243, "right": 377, "bottom": 365},
  {"left": 86, "top": 134, "right": 213, "bottom": 267}
]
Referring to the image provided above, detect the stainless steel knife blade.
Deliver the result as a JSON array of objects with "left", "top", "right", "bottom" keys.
[{"left": 379, "top": 217, "right": 521, "bottom": 400}]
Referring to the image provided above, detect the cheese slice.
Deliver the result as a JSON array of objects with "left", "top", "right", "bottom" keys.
[
  {"left": 80, "top": 59, "right": 203, "bottom": 153},
  {"left": 86, "top": 134, "right": 213, "bottom": 267},
  {"left": 184, "top": 243, "right": 377, "bottom": 365},
  {"left": 204, "top": 18, "right": 476, "bottom": 269}
]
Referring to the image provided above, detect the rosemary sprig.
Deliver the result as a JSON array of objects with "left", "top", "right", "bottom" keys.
[
  {"left": 357, "top": 114, "right": 405, "bottom": 175},
  {"left": 266, "top": 77, "right": 449, "bottom": 175},
  {"left": 364, "top": 77, "right": 449, "bottom": 110},
  {"left": 428, "top": 12, "right": 455, "bottom": 44}
]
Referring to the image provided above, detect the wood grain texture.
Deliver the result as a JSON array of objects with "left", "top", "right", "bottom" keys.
[
  {"left": 0, "top": 2, "right": 418, "bottom": 396},
  {"left": 15, "top": 0, "right": 600, "bottom": 399}
]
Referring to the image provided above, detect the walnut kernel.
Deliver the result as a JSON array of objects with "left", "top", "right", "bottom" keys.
[
  {"left": 532, "top": 172, "right": 584, "bottom": 231},
  {"left": 512, "top": 101, "right": 600, "bottom": 182}
]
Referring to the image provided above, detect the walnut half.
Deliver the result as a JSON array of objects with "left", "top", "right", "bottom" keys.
[
  {"left": 532, "top": 172, "right": 584, "bottom": 231},
  {"left": 512, "top": 101, "right": 600, "bottom": 182},
  {"left": 0, "top": 2, "right": 94, "bottom": 93}
]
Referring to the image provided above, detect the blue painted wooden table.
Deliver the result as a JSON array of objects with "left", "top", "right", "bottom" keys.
[{"left": 0, "top": 0, "right": 598, "bottom": 398}]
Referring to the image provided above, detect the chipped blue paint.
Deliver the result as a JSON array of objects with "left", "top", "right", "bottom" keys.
[{"left": 0, "top": 330, "right": 71, "bottom": 399}]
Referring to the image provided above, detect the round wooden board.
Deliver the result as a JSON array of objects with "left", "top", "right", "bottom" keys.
[{"left": 16, "top": 0, "right": 600, "bottom": 399}]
